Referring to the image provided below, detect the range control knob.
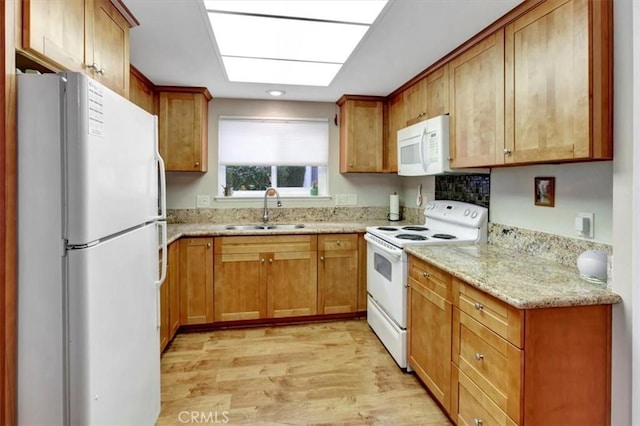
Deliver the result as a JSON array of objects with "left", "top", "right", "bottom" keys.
[
  {"left": 471, "top": 211, "right": 478, "bottom": 219},
  {"left": 464, "top": 209, "right": 471, "bottom": 216}
]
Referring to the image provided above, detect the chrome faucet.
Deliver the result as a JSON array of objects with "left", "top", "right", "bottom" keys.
[{"left": 262, "top": 187, "right": 282, "bottom": 223}]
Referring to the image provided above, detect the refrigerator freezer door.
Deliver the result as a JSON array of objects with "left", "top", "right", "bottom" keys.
[
  {"left": 67, "top": 223, "right": 160, "bottom": 425},
  {"left": 63, "top": 73, "right": 160, "bottom": 245}
]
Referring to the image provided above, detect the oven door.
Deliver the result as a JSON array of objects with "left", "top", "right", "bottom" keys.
[{"left": 364, "top": 234, "right": 407, "bottom": 328}]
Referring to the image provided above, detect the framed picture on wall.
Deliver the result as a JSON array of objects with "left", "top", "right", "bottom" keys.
[{"left": 534, "top": 177, "right": 555, "bottom": 207}]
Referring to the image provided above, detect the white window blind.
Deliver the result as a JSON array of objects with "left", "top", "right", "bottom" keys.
[{"left": 218, "top": 117, "right": 329, "bottom": 166}]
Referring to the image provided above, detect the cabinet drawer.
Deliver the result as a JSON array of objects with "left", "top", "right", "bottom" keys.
[
  {"left": 409, "top": 257, "right": 452, "bottom": 301},
  {"left": 457, "top": 280, "right": 522, "bottom": 347},
  {"left": 215, "top": 235, "right": 317, "bottom": 254},
  {"left": 318, "top": 234, "right": 357, "bottom": 251},
  {"left": 458, "top": 312, "right": 522, "bottom": 423},
  {"left": 458, "top": 371, "right": 517, "bottom": 426}
]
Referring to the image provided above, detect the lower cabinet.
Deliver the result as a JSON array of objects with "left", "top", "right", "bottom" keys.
[
  {"left": 179, "top": 237, "right": 214, "bottom": 325},
  {"left": 160, "top": 240, "right": 180, "bottom": 353},
  {"left": 407, "top": 254, "right": 612, "bottom": 425},
  {"left": 214, "top": 235, "right": 317, "bottom": 321},
  {"left": 318, "top": 234, "right": 359, "bottom": 314}
]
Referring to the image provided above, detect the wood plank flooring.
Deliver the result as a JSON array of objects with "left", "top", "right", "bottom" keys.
[{"left": 157, "top": 319, "right": 451, "bottom": 425}]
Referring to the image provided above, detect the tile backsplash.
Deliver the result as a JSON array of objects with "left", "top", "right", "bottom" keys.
[{"left": 435, "top": 174, "right": 490, "bottom": 208}]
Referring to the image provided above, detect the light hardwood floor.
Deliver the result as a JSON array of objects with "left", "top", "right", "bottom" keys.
[{"left": 157, "top": 319, "right": 451, "bottom": 425}]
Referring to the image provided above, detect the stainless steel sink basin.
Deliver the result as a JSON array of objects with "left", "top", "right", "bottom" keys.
[
  {"left": 224, "top": 225, "right": 267, "bottom": 230},
  {"left": 264, "top": 224, "right": 306, "bottom": 230},
  {"left": 224, "top": 224, "right": 306, "bottom": 231}
]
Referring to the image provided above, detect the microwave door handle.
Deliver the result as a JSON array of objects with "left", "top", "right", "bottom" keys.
[{"left": 419, "top": 127, "right": 430, "bottom": 172}]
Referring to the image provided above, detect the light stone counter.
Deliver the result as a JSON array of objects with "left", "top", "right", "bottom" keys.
[
  {"left": 167, "top": 221, "right": 404, "bottom": 245},
  {"left": 404, "top": 244, "right": 621, "bottom": 309}
]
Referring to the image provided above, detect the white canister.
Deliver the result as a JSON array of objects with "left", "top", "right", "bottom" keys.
[{"left": 576, "top": 250, "right": 607, "bottom": 283}]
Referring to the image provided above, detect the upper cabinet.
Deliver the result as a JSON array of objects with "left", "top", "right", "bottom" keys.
[
  {"left": 449, "top": 30, "right": 505, "bottom": 168},
  {"left": 157, "top": 87, "right": 212, "bottom": 172},
  {"left": 337, "top": 95, "right": 387, "bottom": 173},
  {"left": 503, "top": 0, "right": 612, "bottom": 164},
  {"left": 129, "top": 66, "right": 156, "bottom": 114},
  {"left": 19, "top": 0, "right": 138, "bottom": 97},
  {"left": 386, "top": 93, "right": 404, "bottom": 173}
]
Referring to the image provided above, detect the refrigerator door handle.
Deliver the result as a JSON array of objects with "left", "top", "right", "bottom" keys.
[
  {"left": 156, "top": 221, "right": 167, "bottom": 286},
  {"left": 153, "top": 116, "right": 167, "bottom": 221}
]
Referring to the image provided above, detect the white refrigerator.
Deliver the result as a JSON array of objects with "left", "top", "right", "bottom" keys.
[{"left": 16, "top": 72, "right": 167, "bottom": 425}]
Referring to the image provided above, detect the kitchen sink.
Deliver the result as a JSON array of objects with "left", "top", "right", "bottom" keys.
[{"left": 224, "top": 224, "right": 306, "bottom": 231}]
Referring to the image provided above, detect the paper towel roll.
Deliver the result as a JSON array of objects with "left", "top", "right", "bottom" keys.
[{"left": 389, "top": 194, "right": 400, "bottom": 221}]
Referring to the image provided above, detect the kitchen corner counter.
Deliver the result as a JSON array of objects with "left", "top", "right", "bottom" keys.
[
  {"left": 166, "top": 221, "right": 399, "bottom": 245},
  {"left": 404, "top": 244, "right": 622, "bottom": 309}
]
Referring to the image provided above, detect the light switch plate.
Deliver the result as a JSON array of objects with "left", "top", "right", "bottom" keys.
[
  {"left": 196, "top": 195, "right": 210, "bottom": 208},
  {"left": 346, "top": 194, "right": 358, "bottom": 206}
]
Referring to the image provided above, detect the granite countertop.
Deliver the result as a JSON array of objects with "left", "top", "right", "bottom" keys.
[
  {"left": 404, "top": 244, "right": 622, "bottom": 309},
  {"left": 166, "top": 221, "right": 405, "bottom": 245}
]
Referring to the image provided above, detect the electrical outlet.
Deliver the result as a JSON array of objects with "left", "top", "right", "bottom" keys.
[
  {"left": 335, "top": 194, "right": 347, "bottom": 206},
  {"left": 196, "top": 195, "right": 210, "bottom": 208},
  {"left": 576, "top": 212, "right": 594, "bottom": 238},
  {"left": 346, "top": 194, "right": 358, "bottom": 206}
]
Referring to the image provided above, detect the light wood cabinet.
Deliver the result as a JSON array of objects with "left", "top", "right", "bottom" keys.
[
  {"left": 357, "top": 233, "right": 368, "bottom": 312},
  {"left": 20, "top": 0, "right": 136, "bottom": 97},
  {"left": 449, "top": 29, "right": 505, "bottom": 168},
  {"left": 386, "top": 93, "right": 404, "bottom": 174},
  {"left": 158, "top": 87, "right": 212, "bottom": 172},
  {"left": 337, "top": 95, "right": 386, "bottom": 173},
  {"left": 129, "top": 65, "right": 155, "bottom": 114},
  {"left": 317, "top": 234, "right": 358, "bottom": 314},
  {"left": 424, "top": 64, "right": 449, "bottom": 120},
  {"left": 179, "top": 238, "right": 213, "bottom": 325},
  {"left": 160, "top": 241, "right": 180, "bottom": 353},
  {"left": 407, "top": 256, "right": 453, "bottom": 413},
  {"left": 407, "top": 253, "right": 613, "bottom": 424},
  {"left": 504, "top": 0, "right": 612, "bottom": 164},
  {"left": 403, "top": 79, "right": 428, "bottom": 126},
  {"left": 214, "top": 235, "right": 317, "bottom": 321}
]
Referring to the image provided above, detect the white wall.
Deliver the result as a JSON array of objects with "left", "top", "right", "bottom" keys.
[
  {"left": 490, "top": 162, "right": 613, "bottom": 243},
  {"left": 166, "top": 98, "right": 402, "bottom": 210}
]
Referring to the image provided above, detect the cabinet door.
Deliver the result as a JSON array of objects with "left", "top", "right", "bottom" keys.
[
  {"left": 339, "top": 98, "right": 384, "bottom": 173},
  {"left": 404, "top": 79, "right": 428, "bottom": 125},
  {"left": 318, "top": 235, "right": 358, "bottom": 314},
  {"left": 408, "top": 276, "right": 452, "bottom": 413},
  {"left": 425, "top": 64, "right": 449, "bottom": 119},
  {"left": 449, "top": 30, "right": 505, "bottom": 168},
  {"left": 158, "top": 90, "right": 209, "bottom": 172},
  {"left": 179, "top": 238, "right": 214, "bottom": 325},
  {"left": 214, "top": 253, "right": 266, "bottom": 321},
  {"left": 505, "top": 0, "right": 588, "bottom": 163},
  {"left": 22, "top": 0, "right": 86, "bottom": 72},
  {"left": 357, "top": 234, "right": 367, "bottom": 312},
  {"left": 386, "top": 93, "right": 404, "bottom": 173},
  {"left": 159, "top": 270, "right": 169, "bottom": 352},
  {"left": 86, "top": 0, "right": 131, "bottom": 97},
  {"left": 168, "top": 241, "right": 180, "bottom": 340},
  {"left": 267, "top": 251, "right": 317, "bottom": 318}
]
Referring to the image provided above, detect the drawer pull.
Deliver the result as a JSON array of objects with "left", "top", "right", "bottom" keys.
[
  {"left": 422, "top": 272, "right": 429, "bottom": 278},
  {"left": 474, "top": 353, "right": 484, "bottom": 361},
  {"left": 474, "top": 419, "right": 483, "bottom": 426},
  {"left": 474, "top": 302, "right": 484, "bottom": 311}
]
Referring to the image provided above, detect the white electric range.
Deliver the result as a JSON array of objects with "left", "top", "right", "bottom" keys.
[{"left": 364, "top": 200, "right": 488, "bottom": 369}]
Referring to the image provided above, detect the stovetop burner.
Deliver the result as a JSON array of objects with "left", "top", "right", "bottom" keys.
[
  {"left": 431, "top": 234, "right": 457, "bottom": 240},
  {"left": 377, "top": 226, "right": 398, "bottom": 231},
  {"left": 402, "top": 226, "right": 429, "bottom": 232},
  {"left": 396, "top": 234, "right": 428, "bottom": 241}
]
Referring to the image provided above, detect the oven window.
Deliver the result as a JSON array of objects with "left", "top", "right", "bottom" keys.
[{"left": 373, "top": 253, "right": 392, "bottom": 281}]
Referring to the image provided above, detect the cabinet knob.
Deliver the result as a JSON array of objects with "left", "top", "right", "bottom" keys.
[
  {"left": 503, "top": 148, "right": 512, "bottom": 155},
  {"left": 474, "top": 419, "right": 483, "bottom": 426},
  {"left": 422, "top": 272, "right": 429, "bottom": 278},
  {"left": 475, "top": 353, "right": 484, "bottom": 361},
  {"left": 261, "top": 258, "right": 265, "bottom": 263},
  {"left": 474, "top": 302, "right": 484, "bottom": 311},
  {"left": 195, "top": 162, "right": 200, "bottom": 167},
  {"left": 336, "top": 240, "right": 341, "bottom": 245},
  {"left": 320, "top": 256, "right": 324, "bottom": 261},
  {"left": 207, "top": 243, "right": 211, "bottom": 248},
  {"left": 269, "top": 258, "right": 273, "bottom": 263}
]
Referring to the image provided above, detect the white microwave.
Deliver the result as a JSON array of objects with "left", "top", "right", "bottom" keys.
[{"left": 396, "top": 115, "right": 489, "bottom": 176}]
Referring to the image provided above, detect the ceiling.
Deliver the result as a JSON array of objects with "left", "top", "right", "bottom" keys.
[{"left": 123, "top": 0, "right": 524, "bottom": 103}]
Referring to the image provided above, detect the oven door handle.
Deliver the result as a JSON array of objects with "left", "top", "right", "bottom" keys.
[{"left": 364, "top": 234, "right": 404, "bottom": 259}]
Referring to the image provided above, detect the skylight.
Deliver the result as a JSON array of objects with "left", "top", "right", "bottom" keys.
[{"left": 204, "top": 0, "right": 388, "bottom": 87}]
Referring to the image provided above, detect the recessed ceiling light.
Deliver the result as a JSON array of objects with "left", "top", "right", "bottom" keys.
[
  {"left": 204, "top": 0, "right": 388, "bottom": 87},
  {"left": 266, "top": 90, "right": 286, "bottom": 97}
]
